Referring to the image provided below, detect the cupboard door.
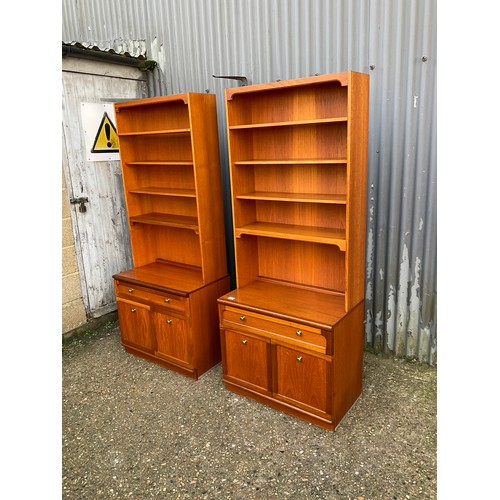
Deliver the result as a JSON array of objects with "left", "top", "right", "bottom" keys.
[
  {"left": 117, "top": 300, "right": 154, "bottom": 353},
  {"left": 274, "top": 345, "right": 330, "bottom": 415},
  {"left": 222, "top": 329, "right": 270, "bottom": 394},
  {"left": 152, "top": 311, "right": 191, "bottom": 366}
]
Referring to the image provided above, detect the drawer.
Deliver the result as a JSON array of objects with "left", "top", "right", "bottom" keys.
[
  {"left": 221, "top": 306, "right": 326, "bottom": 353},
  {"left": 115, "top": 282, "right": 188, "bottom": 314}
]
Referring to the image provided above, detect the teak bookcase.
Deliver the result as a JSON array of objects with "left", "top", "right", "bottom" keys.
[
  {"left": 112, "top": 93, "right": 229, "bottom": 380},
  {"left": 218, "top": 72, "right": 369, "bottom": 430}
]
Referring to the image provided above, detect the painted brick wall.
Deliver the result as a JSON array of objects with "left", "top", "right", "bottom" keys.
[{"left": 62, "top": 168, "right": 87, "bottom": 333}]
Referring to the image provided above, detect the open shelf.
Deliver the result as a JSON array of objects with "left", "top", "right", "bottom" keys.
[
  {"left": 229, "top": 117, "right": 348, "bottom": 130},
  {"left": 118, "top": 128, "right": 190, "bottom": 137},
  {"left": 126, "top": 161, "right": 194, "bottom": 166},
  {"left": 235, "top": 222, "right": 346, "bottom": 250},
  {"left": 115, "top": 260, "right": 205, "bottom": 295},
  {"left": 234, "top": 159, "right": 347, "bottom": 165},
  {"left": 236, "top": 191, "right": 346, "bottom": 204},
  {"left": 129, "top": 212, "right": 199, "bottom": 233},
  {"left": 129, "top": 187, "right": 197, "bottom": 198},
  {"left": 219, "top": 278, "right": 347, "bottom": 330}
]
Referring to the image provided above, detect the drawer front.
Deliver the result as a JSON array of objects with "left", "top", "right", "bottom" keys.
[
  {"left": 116, "top": 282, "right": 188, "bottom": 314},
  {"left": 221, "top": 307, "right": 326, "bottom": 353}
]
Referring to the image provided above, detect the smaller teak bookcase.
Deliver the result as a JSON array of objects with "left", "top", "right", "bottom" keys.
[
  {"left": 113, "top": 93, "right": 229, "bottom": 380},
  {"left": 218, "top": 71, "right": 369, "bottom": 430}
]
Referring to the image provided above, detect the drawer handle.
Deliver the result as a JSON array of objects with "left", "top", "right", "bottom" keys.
[
  {"left": 128, "top": 288, "right": 134, "bottom": 293},
  {"left": 240, "top": 315, "right": 246, "bottom": 321},
  {"left": 242, "top": 339, "right": 248, "bottom": 345},
  {"left": 297, "top": 356, "right": 303, "bottom": 362},
  {"left": 131, "top": 308, "right": 136, "bottom": 313},
  {"left": 166, "top": 319, "right": 172, "bottom": 325},
  {"left": 165, "top": 298, "right": 171, "bottom": 303},
  {"left": 296, "top": 330, "right": 302, "bottom": 336}
]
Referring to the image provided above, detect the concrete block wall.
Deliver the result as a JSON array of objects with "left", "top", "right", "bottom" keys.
[{"left": 62, "top": 168, "right": 87, "bottom": 333}]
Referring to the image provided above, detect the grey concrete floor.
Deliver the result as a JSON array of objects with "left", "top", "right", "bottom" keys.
[{"left": 62, "top": 318, "right": 436, "bottom": 499}]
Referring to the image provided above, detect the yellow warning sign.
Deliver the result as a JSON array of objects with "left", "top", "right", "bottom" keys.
[{"left": 91, "top": 112, "right": 119, "bottom": 153}]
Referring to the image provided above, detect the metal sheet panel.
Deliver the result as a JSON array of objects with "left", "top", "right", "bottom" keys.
[{"left": 62, "top": 0, "right": 437, "bottom": 363}]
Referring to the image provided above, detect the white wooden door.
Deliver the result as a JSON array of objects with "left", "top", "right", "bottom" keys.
[{"left": 62, "top": 57, "right": 148, "bottom": 318}]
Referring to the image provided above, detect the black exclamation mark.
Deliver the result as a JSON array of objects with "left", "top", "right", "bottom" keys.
[{"left": 105, "top": 123, "right": 112, "bottom": 148}]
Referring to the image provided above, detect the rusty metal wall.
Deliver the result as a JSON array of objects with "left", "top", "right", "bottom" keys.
[{"left": 62, "top": 0, "right": 437, "bottom": 364}]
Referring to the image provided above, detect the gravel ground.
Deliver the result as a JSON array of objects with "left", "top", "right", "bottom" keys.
[{"left": 62, "top": 318, "right": 436, "bottom": 499}]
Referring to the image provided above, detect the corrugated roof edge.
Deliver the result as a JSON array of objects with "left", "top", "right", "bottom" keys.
[{"left": 62, "top": 42, "right": 157, "bottom": 71}]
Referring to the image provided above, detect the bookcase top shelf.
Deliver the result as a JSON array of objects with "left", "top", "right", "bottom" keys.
[{"left": 225, "top": 72, "right": 352, "bottom": 100}]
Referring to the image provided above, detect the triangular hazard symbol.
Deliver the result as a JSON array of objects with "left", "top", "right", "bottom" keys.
[{"left": 91, "top": 112, "right": 119, "bottom": 153}]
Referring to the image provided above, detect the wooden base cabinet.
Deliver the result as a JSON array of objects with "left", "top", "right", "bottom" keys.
[
  {"left": 219, "top": 72, "right": 369, "bottom": 430},
  {"left": 114, "top": 263, "right": 229, "bottom": 379},
  {"left": 219, "top": 288, "right": 364, "bottom": 431}
]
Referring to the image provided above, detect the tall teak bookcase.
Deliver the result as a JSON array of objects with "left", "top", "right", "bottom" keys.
[
  {"left": 113, "top": 93, "right": 229, "bottom": 380},
  {"left": 217, "top": 72, "right": 369, "bottom": 430}
]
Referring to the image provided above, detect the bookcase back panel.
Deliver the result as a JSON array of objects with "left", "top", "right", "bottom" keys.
[
  {"left": 120, "top": 135, "right": 193, "bottom": 163},
  {"left": 254, "top": 201, "right": 345, "bottom": 229},
  {"left": 144, "top": 165, "right": 195, "bottom": 190},
  {"left": 130, "top": 225, "right": 202, "bottom": 268},
  {"left": 256, "top": 238, "right": 345, "bottom": 292},
  {"left": 230, "top": 125, "right": 347, "bottom": 162},
  {"left": 117, "top": 101, "right": 189, "bottom": 133},
  {"left": 228, "top": 83, "right": 348, "bottom": 125},
  {"left": 253, "top": 164, "right": 347, "bottom": 197},
  {"left": 234, "top": 236, "right": 259, "bottom": 287}
]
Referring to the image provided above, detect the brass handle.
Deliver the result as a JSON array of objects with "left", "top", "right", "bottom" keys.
[
  {"left": 242, "top": 339, "right": 248, "bottom": 344},
  {"left": 128, "top": 288, "right": 134, "bottom": 293},
  {"left": 296, "top": 330, "right": 302, "bottom": 336},
  {"left": 167, "top": 319, "right": 172, "bottom": 324},
  {"left": 297, "top": 356, "right": 303, "bottom": 362},
  {"left": 240, "top": 315, "right": 246, "bottom": 321},
  {"left": 165, "top": 298, "right": 170, "bottom": 303},
  {"left": 131, "top": 308, "right": 136, "bottom": 313}
]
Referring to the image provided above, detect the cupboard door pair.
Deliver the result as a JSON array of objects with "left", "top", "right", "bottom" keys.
[{"left": 222, "top": 329, "right": 330, "bottom": 415}]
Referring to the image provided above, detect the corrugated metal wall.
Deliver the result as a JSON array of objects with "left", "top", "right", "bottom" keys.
[{"left": 62, "top": 0, "right": 437, "bottom": 364}]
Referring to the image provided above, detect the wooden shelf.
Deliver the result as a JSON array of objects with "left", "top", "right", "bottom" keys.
[
  {"left": 118, "top": 128, "right": 190, "bottom": 137},
  {"left": 229, "top": 117, "right": 348, "bottom": 130},
  {"left": 113, "top": 261, "right": 205, "bottom": 295},
  {"left": 236, "top": 191, "right": 346, "bottom": 204},
  {"left": 218, "top": 279, "right": 347, "bottom": 330},
  {"left": 129, "top": 187, "right": 197, "bottom": 198},
  {"left": 235, "top": 221, "right": 346, "bottom": 250},
  {"left": 126, "top": 161, "right": 194, "bottom": 166},
  {"left": 130, "top": 212, "right": 199, "bottom": 233},
  {"left": 234, "top": 159, "right": 347, "bottom": 166}
]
